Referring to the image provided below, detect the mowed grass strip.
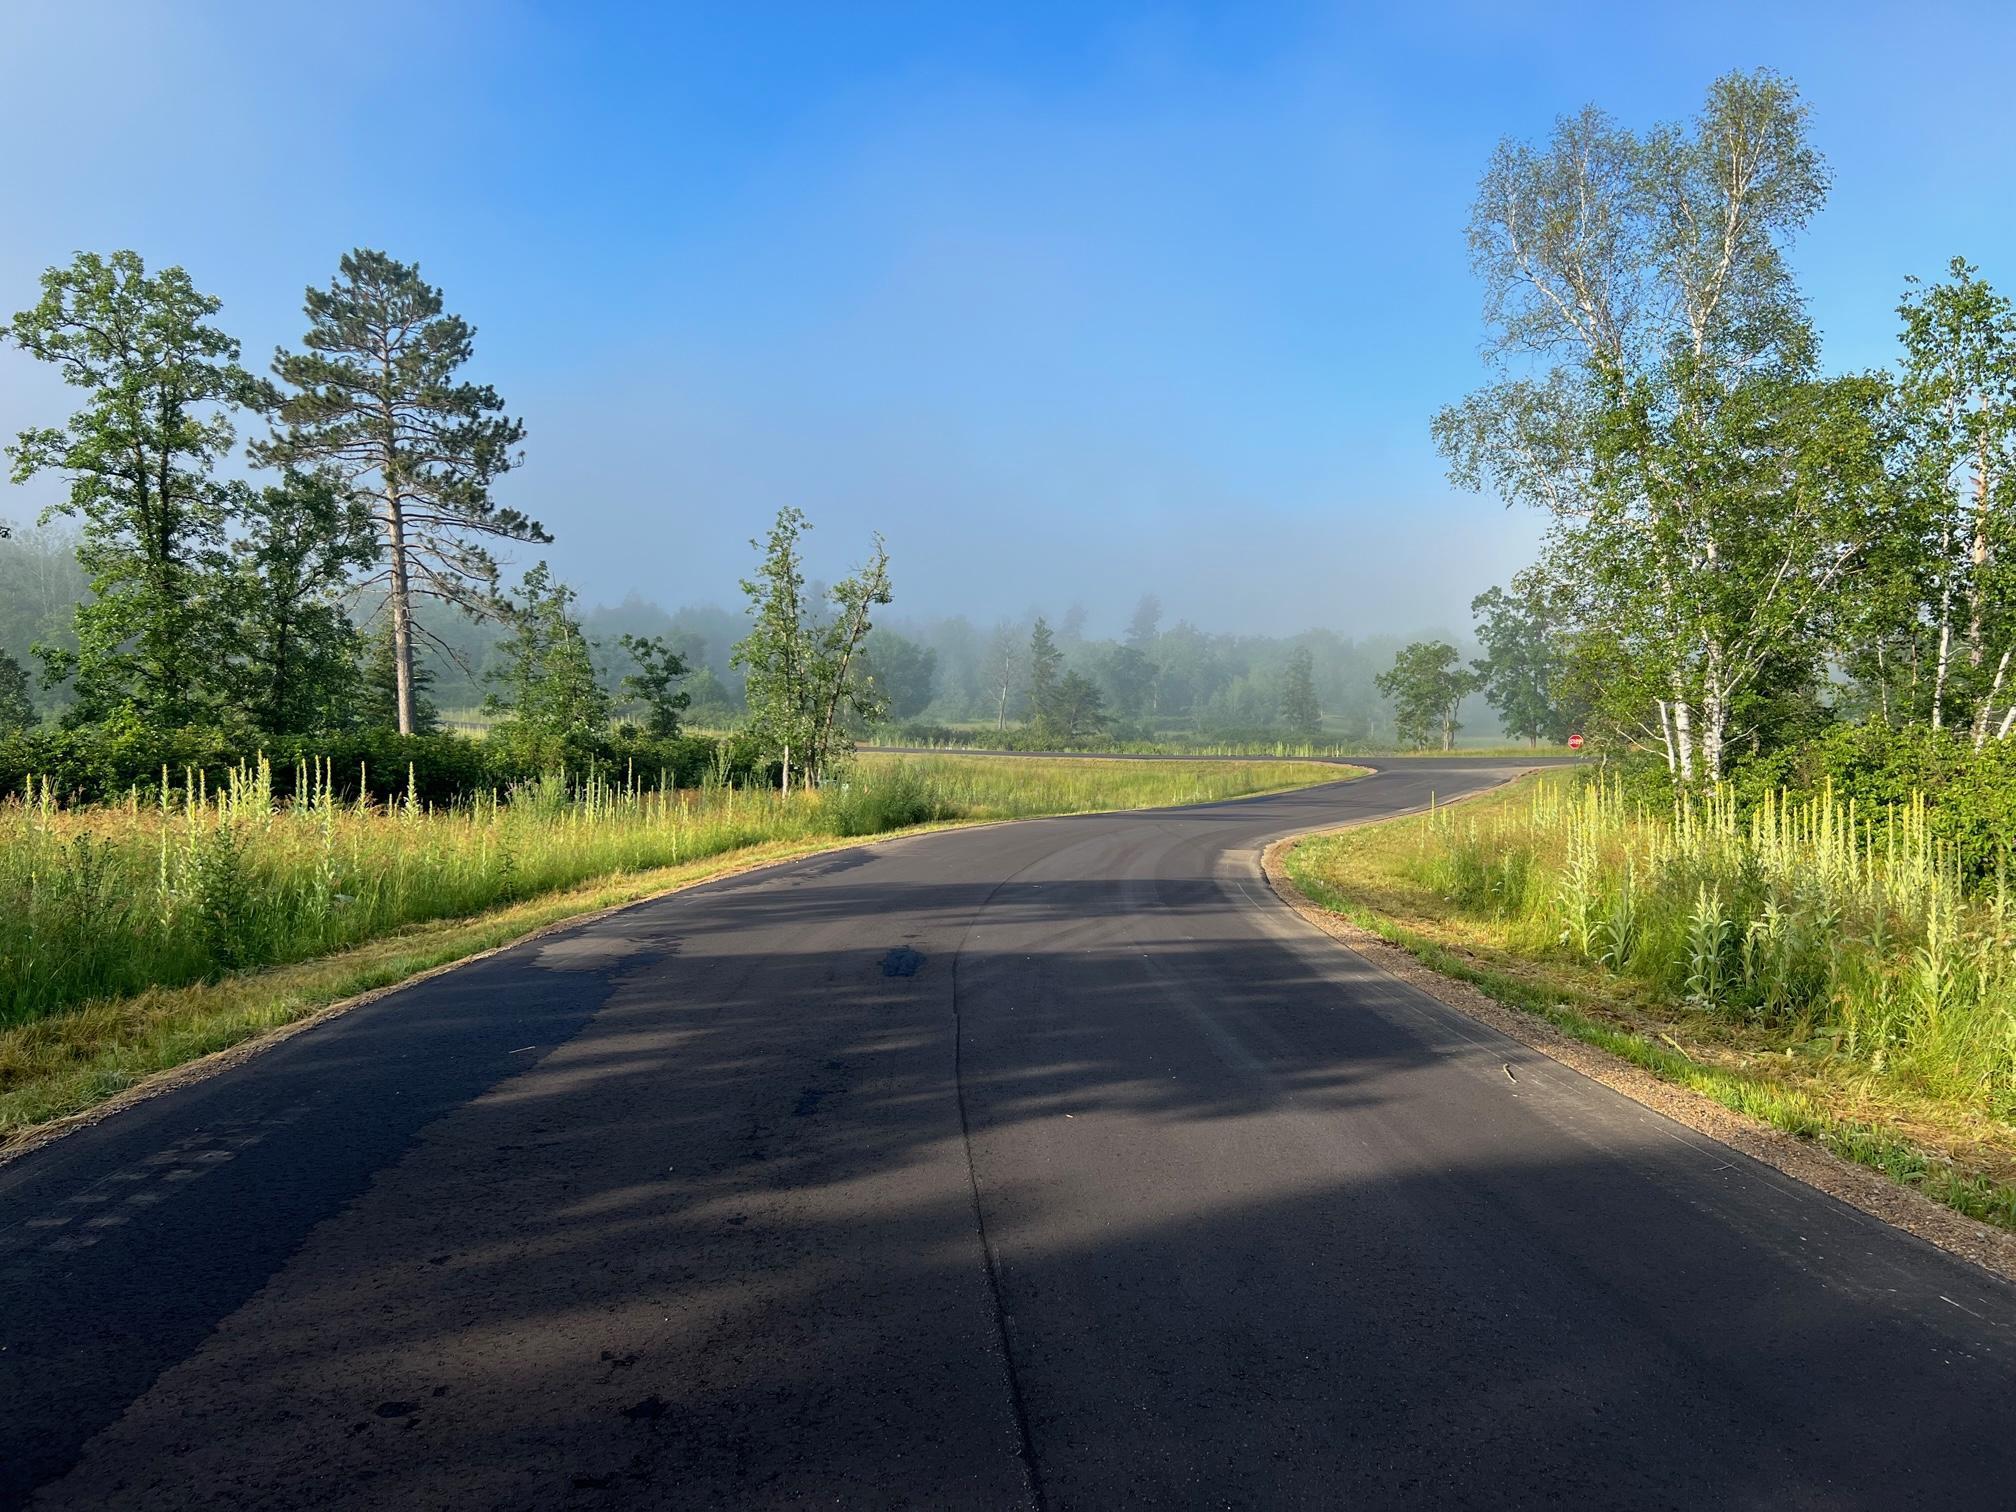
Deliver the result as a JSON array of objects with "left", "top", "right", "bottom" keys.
[
  {"left": 1, "top": 753, "right": 1357, "bottom": 1147},
  {"left": 1283, "top": 771, "right": 2016, "bottom": 1233}
]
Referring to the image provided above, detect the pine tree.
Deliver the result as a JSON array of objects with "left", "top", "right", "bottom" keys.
[
  {"left": 1279, "top": 646, "right": 1321, "bottom": 739},
  {"left": 1026, "top": 616, "right": 1062, "bottom": 730},
  {"left": 261, "top": 251, "right": 542, "bottom": 736},
  {"left": 357, "top": 620, "right": 440, "bottom": 734}
]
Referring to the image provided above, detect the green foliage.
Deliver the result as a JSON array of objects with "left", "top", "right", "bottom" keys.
[
  {"left": 261, "top": 249, "right": 542, "bottom": 735},
  {"left": 1025, "top": 616, "right": 1061, "bottom": 723},
  {"left": 1374, "top": 640, "right": 1478, "bottom": 750},
  {"left": 617, "top": 633, "right": 692, "bottom": 737},
  {"left": 0, "top": 754, "right": 1342, "bottom": 1033},
  {"left": 862, "top": 629, "right": 936, "bottom": 721},
  {"left": 0, "top": 516, "right": 86, "bottom": 711},
  {"left": 1398, "top": 774, "right": 2016, "bottom": 1113},
  {"left": 1470, "top": 581, "right": 1569, "bottom": 744},
  {"left": 732, "top": 508, "right": 893, "bottom": 788},
  {"left": 484, "top": 562, "right": 610, "bottom": 755},
  {"left": 1044, "top": 669, "right": 1107, "bottom": 743},
  {"left": 821, "top": 762, "right": 949, "bottom": 836},
  {"left": 227, "top": 471, "right": 375, "bottom": 735},
  {"left": 0, "top": 649, "right": 35, "bottom": 732},
  {"left": 3, "top": 250, "right": 262, "bottom": 729},
  {"left": 1434, "top": 73, "right": 1885, "bottom": 781},
  {"left": 1735, "top": 722, "right": 2016, "bottom": 881},
  {"left": 1278, "top": 645, "right": 1320, "bottom": 739},
  {"left": 1881, "top": 258, "right": 2016, "bottom": 736},
  {"left": 355, "top": 621, "right": 441, "bottom": 734}
]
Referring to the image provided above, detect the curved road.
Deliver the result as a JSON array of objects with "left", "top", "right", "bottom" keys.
[{"left": 3, "top": 758, "right": 2013, "bottom": 1508}]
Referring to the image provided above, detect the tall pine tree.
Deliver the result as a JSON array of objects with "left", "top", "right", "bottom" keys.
[{"left": 260, "top": 251, "right": 542, "bottom": 735}]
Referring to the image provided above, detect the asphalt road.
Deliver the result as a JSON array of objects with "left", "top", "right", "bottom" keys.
[{"left": 3, "top": 757, "right": 2013, "bottom": 1509}]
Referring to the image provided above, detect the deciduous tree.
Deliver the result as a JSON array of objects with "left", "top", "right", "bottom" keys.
[
  {"left": 486, "top": 563, "right": 610, "bottom": 748},
  {"left": 1376, "top": 641, "right": 1478, "bottom": 750},
  {"left": 1470, "top": 581, "right": 1566, "bottom": 746},
  {"left": 1435, "top": 71, "right": 1862, "bottom": 781},
  {"left": 617, "top": 634, "right": 692, "bottom": 738},
  {"left": 228, "top": 471, "right": 375, "bottom": 735},
  {"left": 3, "top": 251, "right": 260, "bottom": 727}
]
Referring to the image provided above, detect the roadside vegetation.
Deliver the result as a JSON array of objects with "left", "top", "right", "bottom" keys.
[
  {"left": 1285, "top": 770, "right": 2016, "bottom": 1231},
  {"left": 0, "top": 751, "right": 1351, "bottom": 1142},
  {"left": 1260, "top": 68, "right": 2016, "bottom": 1233}
]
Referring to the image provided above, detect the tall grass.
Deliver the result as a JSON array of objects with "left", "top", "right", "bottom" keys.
[
  {"left": 1413, "top": 777, "right": 2016, "bottom": 1114},
  {"left": 0, "top": 752, "right": 1349, "bottom": 1030}
]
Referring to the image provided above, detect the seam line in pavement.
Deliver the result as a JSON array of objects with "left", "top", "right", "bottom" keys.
[{"left": 950, "top": 851, "right": 1053, "bottom": 1512}]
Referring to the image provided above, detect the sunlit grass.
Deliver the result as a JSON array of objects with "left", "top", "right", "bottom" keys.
[
  {"left": 0, "top": 752, "right": 1354, "bottom": 1141},
  {"left": 1284, "top": 771, "right": 2016, "bottom": 1230}
]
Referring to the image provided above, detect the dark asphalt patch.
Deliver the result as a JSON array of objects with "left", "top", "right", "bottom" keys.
[{"left": 881, "top": 947, "right": 926, "bottom": 977}]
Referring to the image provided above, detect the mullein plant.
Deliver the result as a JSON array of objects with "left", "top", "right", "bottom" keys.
[{"left": 1412, "top": 776, "right": 2016, "bottom": 1113}]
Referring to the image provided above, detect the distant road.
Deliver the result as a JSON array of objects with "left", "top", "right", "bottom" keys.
[{"left": 3, "top": 758, "right": 2012, "bottom": 1508}]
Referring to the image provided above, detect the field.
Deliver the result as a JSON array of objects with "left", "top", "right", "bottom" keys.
[
  {"left": 1284, "top": 772, "right": 2016, "bottom": 1229},
  {"left": 0, "top": 752, "right": 1355, "bottom": 1141}
]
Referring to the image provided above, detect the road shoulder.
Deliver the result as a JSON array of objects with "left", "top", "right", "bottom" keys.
[{"left": 1260, "top": 824, "right": 2016, "bottom": 1286}]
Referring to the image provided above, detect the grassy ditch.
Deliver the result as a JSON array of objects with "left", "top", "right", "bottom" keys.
[
  {"left": 1282, "top": 771, "right": 2016, "bottom": 1232},
  {"left": 1, "top": 752, "right": 1356, "bottom": 1145}
]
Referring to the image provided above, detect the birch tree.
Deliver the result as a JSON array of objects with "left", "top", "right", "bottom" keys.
[
  {"left": 260, "top": 251, "right": 541, "bottom": 736},
  {"left": 1893, "top": 260, "right": 2016, "bottom": 743},
  {"left": 1433, "top": 71, "right": 1870, "bottom": 781},
  {"left": 733, "top": 508, "right": 892, "bottom": 791}
]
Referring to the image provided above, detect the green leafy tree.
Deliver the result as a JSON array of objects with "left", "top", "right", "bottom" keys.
[
  {"left": 3, "top": 251, "right": 260, "bottom": 728},
  {"left": 618, "top": 633, "right": 692, "bottom": 737},
  {"left": 1470, "top": 581, "right": 1567, "bottom": 746},
  {"left": 485, "top": 563, "right": 610, "bottom": 747},
  {"left": 228, "top": 471, "right": 375, "bottom": 735},
  {"left": 733, "top": 509, "right": 894, "bottom": 790},
  {"left": 261, "top": 250, "right": 543, "bottom": 736},
  {"left": 1376, "top": 641, "right": 1478, "bottom": 750},
  {"left": 1892, "top": 259, "right": 2016, "bottom": 742},
  {"left": 0, "top": 648, "right": 35, "bottom": 731},
  {"left": 736, "top": 508, "right": 815, "bottom": 789},
  {"left": 863, "top": 629, "right": 937, "bottom": 721},
  {"left": 1433, "top": 71, "right": 1881, "bottom": 781},
  {"left": 1026, "top": 616, "right": 1062, "bottom": 727},
  {"left": 806, "top": 532, "right": 894, "bottom": 775},
  {"left": 1279, "top": 645, "right": 1321, "bottom": 739},
  {"left": 1102, "top": 643, "right": 1156, "bottom": 720}
]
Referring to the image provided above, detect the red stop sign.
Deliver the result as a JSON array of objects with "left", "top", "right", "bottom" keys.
[{"left": 1568, "top": 733, "right": 1585, "bottom": 750}]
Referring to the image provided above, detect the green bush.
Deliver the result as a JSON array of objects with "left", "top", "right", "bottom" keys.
[
  {"left": 821, "top": 762, "right": 950, "bottom": 836},
  {"left": 1735, "top": 722, "right": 2016, "bottom": 880},
  {"left": 0, "top": 725, "right": 749, "bottom": 806}
]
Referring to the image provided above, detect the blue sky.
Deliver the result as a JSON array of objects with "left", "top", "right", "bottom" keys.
[{"left": 3, "top": 2, "right": 2013, "bottom": 637}]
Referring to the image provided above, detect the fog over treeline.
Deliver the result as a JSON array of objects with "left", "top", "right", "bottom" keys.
[{"left": 0, "top": 515, "right": 1494, "bottom": 744}]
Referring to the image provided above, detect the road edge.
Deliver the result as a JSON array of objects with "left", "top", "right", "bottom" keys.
[
  {"left": 2, "top": 761, "right": 1369, "bottom": 1171},
  {"left": 1258, "top": 804, "right": 2016, "bottom": 1288}
]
